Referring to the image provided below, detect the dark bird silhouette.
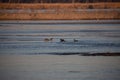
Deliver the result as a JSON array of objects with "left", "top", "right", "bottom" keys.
[{"left": 60, "top": 38, "right": 65, "bottom": 42}]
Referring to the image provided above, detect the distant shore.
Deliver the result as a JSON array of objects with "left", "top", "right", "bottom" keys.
[
  {"left": 0, "top": 3, "right": 120, "bottom": 9},
  {"left": 0, "top": 3, "right": 120, "bottom": 20},
  {"left": 0, "top": 9, "right": 119, "bottom": 20}
]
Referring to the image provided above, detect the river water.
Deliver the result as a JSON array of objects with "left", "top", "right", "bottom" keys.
[
  {"left": 0, "top": 20, "right": 120, "bottom": 80},
  {"left": 0, "top": 20, "right": 120, "bottom": 55}
]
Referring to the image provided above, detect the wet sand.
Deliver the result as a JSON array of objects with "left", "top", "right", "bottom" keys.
[{"left": 0, "top": 55, "right": 120, "bottom": 80}]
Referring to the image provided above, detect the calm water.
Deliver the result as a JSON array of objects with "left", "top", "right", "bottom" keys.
[{"left": 0, "top": 20, "right": 120, "bottom": 55}]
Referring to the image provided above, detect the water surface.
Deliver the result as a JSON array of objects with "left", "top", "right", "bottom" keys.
[{"left": 0, "top": 20, "right": 120, "bottom": 54}]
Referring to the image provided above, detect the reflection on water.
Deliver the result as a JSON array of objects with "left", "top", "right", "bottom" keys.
[{"left": 0, "top": 20, "right": 120, "bottom": 54}]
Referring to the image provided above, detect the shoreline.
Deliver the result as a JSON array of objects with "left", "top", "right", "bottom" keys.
[{"left": 0, "top": 20, "right": 120, "bottom": 24}]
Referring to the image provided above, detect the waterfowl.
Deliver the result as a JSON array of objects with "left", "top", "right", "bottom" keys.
[
  {"left": 60, "top": 38, "right": 65, "bottom": 42},
  {"left": 44, "top": 38, "right": 53, "bottom": 42}
]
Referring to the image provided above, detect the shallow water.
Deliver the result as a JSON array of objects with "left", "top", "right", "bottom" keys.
[
  {"left": 0, "top": 20, "right": 120, "bottom": 54},
  {"left": 0, "top": 55, "right": 120, "bottom": 80}
]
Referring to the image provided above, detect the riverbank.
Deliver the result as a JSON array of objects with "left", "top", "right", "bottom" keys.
[
  {"left": 0, "top": 3, "right": 120, "bottom": 9},
  {"left": 0, "top": 3, "right": 120, "bottom": 20},
  {"left": 0, "top": 9, "right": 119, "bottom": 20}
]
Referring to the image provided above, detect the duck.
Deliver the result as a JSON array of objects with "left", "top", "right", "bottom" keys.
[
  {"left": 60, "top": 38, "right": 65, "bottom": 42},
  {"left": 44, "top": 38, "right": 53, "bottom": 42}
]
